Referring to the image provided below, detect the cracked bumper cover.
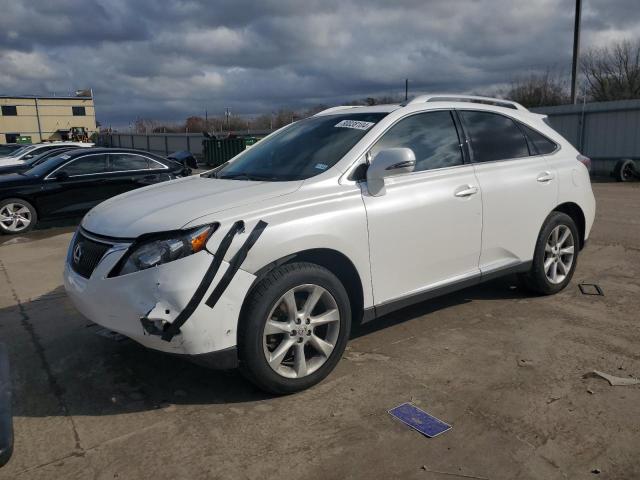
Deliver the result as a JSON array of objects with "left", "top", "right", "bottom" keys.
[{"left": 63, "top": 246, "right": 256, "bottom": 359}]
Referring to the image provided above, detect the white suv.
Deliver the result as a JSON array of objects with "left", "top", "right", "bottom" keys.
[{"left": 64, "top": 95, "right": 596, "bottom": 394}]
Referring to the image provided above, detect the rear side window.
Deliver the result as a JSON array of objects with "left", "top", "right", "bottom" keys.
[
  {"left": 370, "top": 111, "right": 463, "bottom": 172},
  {"left": 519, "top": 124, "right": 557, "bottom": 155},
  {"left": 61, "top": 155, "right": 106, "bottom": 176},
  {"left": 108, "top": 153, "right": 150, "bottom": 171},
  {"left": 460, "top": 111, "right": 529, "bottom": 162}
]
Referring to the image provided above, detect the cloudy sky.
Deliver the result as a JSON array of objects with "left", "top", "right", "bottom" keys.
[{"left": 1, "top": 0, "right": 638, "bottom": 126}]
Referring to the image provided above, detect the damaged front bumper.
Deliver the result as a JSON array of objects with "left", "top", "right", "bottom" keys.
[{"left": 63, "top": 236, "right": 256, "bottom": 362}]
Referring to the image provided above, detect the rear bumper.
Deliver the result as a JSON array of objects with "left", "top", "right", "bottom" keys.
[{"left": 0, "top": 343, "right": 13, "bottom": 467}]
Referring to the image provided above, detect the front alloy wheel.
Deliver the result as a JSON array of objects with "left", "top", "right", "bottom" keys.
[
  {"left": 239, "top": 262, "right": 351, "bottom": 394},
  {"left": 263, "top": 284, "right": 340, "bottom": 379},
  {"left": 0, "top": 199, "right": 37, "bottom": 234}
]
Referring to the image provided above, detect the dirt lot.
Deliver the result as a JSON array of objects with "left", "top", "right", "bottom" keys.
[{"left": 0, "top": 183, "right": 639, "bottom": 479}]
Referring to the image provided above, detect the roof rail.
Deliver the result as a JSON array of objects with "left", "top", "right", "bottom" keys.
[
  {"left": 314, "top": 105, "right": 359, "bottom": 116},
  {"left": 405, "top": 94, "right": 528, "bottom": 111}
]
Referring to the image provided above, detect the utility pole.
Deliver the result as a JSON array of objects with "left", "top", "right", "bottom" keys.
[
  {"left": 405, "top": 79, "right": 409, "bottom": 101},
  {"left": 224, "top": 107, "right": 230, "bottom": 131},
  {"left": 34, "top": 97, "right": 43, "bottom": 142},
  {"left": 570, "top": 0, "right": 582, "bottom": 104}
]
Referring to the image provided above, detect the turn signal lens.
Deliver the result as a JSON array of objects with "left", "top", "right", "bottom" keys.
[{"left": 189, "top": 226, "right": 213, "bottom": 253}]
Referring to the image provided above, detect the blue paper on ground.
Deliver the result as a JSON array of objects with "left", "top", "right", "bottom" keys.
[{"left": 388, "top": 402, "right": 451, "bottom": 438}]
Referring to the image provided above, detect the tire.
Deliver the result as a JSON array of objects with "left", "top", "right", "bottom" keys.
[
  {"left": 520, "top": 212, "right": 579, "bottom": 295},
  {"left": 614, "top": 159, "right": 637, "bottom": 182},
  {"left": 238, "top": 262, "right": 351, "bottom": 394},
  {"left": 0, "top": 198, "right": 37, "bottom": 235}
]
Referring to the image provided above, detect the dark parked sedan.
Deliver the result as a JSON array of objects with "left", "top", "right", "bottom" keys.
[{"left": 0, "top": 148, "right": 189, "bottom": 234}]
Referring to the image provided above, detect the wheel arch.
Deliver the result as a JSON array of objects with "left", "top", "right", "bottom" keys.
[
  {"left": 553, "top": 202, "right": 586, "bottom": 249},
  {"left": 0, "top": 195, "right": 39, "bottom": 214},
  {"left": 0, "top": 196, "right": 40, "bottom": 228},
  {"left": 243, "top": 248, "right": 365, "bottom": 326}
]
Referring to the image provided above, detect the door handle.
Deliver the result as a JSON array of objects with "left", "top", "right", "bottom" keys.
[
  {"left": 454, "top": 185, "right": 478, "bottom": 197},
  {"left": 537, "top": 171, "right": 554, "bottom": 182}
]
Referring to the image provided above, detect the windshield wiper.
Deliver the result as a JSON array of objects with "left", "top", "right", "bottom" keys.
[{"left": 217, "top": 172, "right": 276, "bottom": 181}]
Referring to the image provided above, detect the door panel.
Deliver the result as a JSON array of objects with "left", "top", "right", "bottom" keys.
[
  {"left": 104, "top": 153, "right": 169, "bottom": 197},
  {"left": 473, "top": 157, "right": 557, "bottom": 271},
  {"left": 458, "top": 110, "right": 559, "bottom": 271},
  {"left": 39, "top": 176, "right": 108, "bottom": 217},
  {"left": 363, "top": 165, "right": 482, "bottom": 305},
  {"left": 38, "top": 154, "right": 108, "bottom": 217},
  {"left": 362, "top": 110, "right": 482, "bottom": 306}
]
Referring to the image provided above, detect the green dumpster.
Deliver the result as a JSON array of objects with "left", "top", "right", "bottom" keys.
[{"left": 202, "top": 137, "right": 246, "bottom": 167}]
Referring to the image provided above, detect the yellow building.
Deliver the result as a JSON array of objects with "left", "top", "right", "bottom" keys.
[{"left": 0, "top": 93, "right": 97, "bottom": 144}]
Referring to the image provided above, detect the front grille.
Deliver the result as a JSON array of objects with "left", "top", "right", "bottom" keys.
[{"left": 70, "top": 232, "right": 112, "bottom": 278}]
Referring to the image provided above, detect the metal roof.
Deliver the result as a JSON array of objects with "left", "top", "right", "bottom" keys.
[{"left": 0, "top": 95, "right": 92, "bottom": 100}]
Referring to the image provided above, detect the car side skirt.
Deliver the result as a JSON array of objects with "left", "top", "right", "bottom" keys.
[{"left": 362, "top": 261, "right": 532, "bottom": 322}]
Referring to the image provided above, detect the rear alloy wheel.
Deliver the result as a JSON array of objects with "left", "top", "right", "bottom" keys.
[
  {"left": 239, "top": 262, "right": 351, "bottom": 394},
  {"left": 543, "top": 225, "right": 575, "bottom": 285},
  {"left": 521, "top": 211, "right": 579, "bottom": 295},
  {"left": 0, "top": 199, "right": 37, "bottom": 234}
]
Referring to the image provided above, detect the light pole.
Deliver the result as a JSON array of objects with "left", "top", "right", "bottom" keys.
[{"left": 570, "top": 0, "right": 582, "bottom": 104}]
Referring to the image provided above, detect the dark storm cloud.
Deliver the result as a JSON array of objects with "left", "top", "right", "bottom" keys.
[{"left": 0, "top": 0, "right": 638, "bottom": 126}]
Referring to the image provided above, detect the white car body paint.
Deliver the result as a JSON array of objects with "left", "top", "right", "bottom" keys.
[
  {"left": 64, "top": 97, "right": 596, "bottom": 362},
  {"left": 0, "top": 142, "right": 94, "bottom": 166}
]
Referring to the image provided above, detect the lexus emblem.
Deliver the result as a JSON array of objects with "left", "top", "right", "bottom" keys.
[{"left": 73, "top": 243, "right": 83, "bottom": 264}]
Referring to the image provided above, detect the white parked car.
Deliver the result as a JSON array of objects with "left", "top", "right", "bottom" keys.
[
  {"left": 64, "top": 95, "right": 596, "bottom": 393},
  {"left": 0, "top": 142, "right": 94, "bottom": 166}
]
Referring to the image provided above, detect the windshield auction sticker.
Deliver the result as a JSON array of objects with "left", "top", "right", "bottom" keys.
[{"left": 334, "top": 120, "right": 375, "bottom": 130}]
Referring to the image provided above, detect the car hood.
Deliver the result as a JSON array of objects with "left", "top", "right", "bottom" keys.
[
  {"left": 82, "top": 175, "right": 303, "bottom": 238},
  {"left": 0, "top": 164, "right": 27, "bottom": 175}
]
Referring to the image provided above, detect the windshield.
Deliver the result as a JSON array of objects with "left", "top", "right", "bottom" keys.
[
  {"left": 23, "top": 153, "right": 72, "bottom": 177},
  {"left": 24, "top": 148, "right": 75, "bottom": 167},
  {"left": 213, "top": 112, "right": 388, "bottom": 181},
  {"left": 7, "top": 146, "right": 32, "bottom": 157}
]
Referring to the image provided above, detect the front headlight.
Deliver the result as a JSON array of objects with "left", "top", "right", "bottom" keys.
[{"left": 113, "top": 224, "right": 217, "bottom": 276}]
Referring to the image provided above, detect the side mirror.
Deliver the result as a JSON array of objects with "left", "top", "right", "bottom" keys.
[
  {"left": 54, "top": 171, "right": 69, "bottom": 181},
  {"left": 366, "top": 147, "right": 416, "bottom": 196},
  {"left": 23, "top": 154, "right": 33, "bottom": 160}
]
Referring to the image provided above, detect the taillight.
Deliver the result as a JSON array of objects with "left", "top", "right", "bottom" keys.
[{"left": 577, "top": 154, "right": 591, "bottom": 171}]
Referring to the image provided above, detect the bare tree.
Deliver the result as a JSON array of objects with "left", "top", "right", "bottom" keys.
[
  {"left": 346, "top": 95, "right": 403, "bottom": 106},
  {"left": 582, "top": 39, "right": 640, "bottom": 101},
  {"left": 133, "top": 117, "right": 164, "bottom": 134},
  {"left": 504, "top": 70, "right": 570, "bottom": 107}
]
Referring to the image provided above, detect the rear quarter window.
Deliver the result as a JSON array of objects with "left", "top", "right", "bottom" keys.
[
  {"left": 460, "top": 110, "right": 529, "bottom": 162},
  {"left": 108, "top": 153, "right": 150, "bottom": 171},
  {"left": 519, "top": 124, "right": 558, "bottom": 155}
]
